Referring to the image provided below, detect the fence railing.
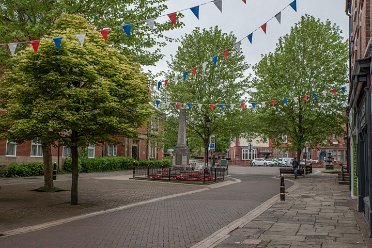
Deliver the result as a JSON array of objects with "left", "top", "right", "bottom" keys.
[{"left": 133, "top": 166, "right": 225, "bottom": 183}]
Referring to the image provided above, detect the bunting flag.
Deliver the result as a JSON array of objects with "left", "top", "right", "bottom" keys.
[
  {"left": 183, "top": 72, "right": 188, "bottom": 80},
  {"left": 223, "top": 49, "right": 229, "bottom": 59},
  {"left": 322, "top": 91, "right": 327, "bottom": 97},
  {"left": 187, "top": 102, "right": 192, "bottom": 110},
  {"left": 146, "top": 19, "right": 155, "bottom": 30},
  {"left": 192, "top": 67, "right": 197, "bottom": 76},
  {"left": 123, "top": 24, "right": 132, "bottom": 37},
  {"left": 100, "top": 29, "right": 110, "bottom": 42},
  {"left": 155, "top": 99, "right": 160, "bottom": 108},
  {"left": 190, "top": 6, "right": 200, "bottom": 19},
  {"left": 157, "top": 81, "right": 162, "bottom": 90},
  {"left": 165, "top": 102, "right": 170, "bottom": 108},
  {"left": 283, "top": 98, "right": 288, "bottom": 105},
  {"left": 31, "top": 40, "right": 40, "bottom": 53},
  {"left": 275, "top": 12, "right": 282, "bottom": 24},
  {"left": 218, "top": 104, "right": 225, "bottom": 110},
  {"left": 331, "top": 88, "right": 337, "bottom": 95},
  {"left": 209, "top": 103, "right": 215, "bottom": 110},
  {"left": 176, "top": 102, "right": 181, "bottom": 109},
  {"left": 230, "top": 104, "right": 235, "bottom": 110},
  {"left": 164, "top": 79, "right": 169, "bottom": 87},
  {"left": 341, "top": 86, "right": 346, "bottom": 93},
  {"left": 174, "top": 75, "right": 178, "bottom": 83},
  {"left": 303, "top": 95, "right": 309, "bottom": 101},
  {"left": 53, "top": 37, "right": 63, "bottom": 50},
  {"left": 242, "top": 0, "right": 247, "bottom": 4},
  {"left": 212, "top": 56, "right": 218, "bottom": 65},
  {"left": 290, "top": 0, "right": 297, "bottom": 12},
  {"left": 247, "top": 33, "right": 253, "bottom": 44},
  {"left": 261, "top": 102, "right": 266, "bottom": 108},
  {"left": 213, "top": 0, "right": 223, "bottom": 13},
  {"left": 8, "top": 43, "right": 17, "bottom": 56},
  {"left": 198, "top": 104, "right": 203, "bottom": 110},
  {"left": 241, "top": 102, "right": 246, "bottom": 109},
  {"left": 271, "top": 100, "right": 276, "bottom": 107},
  {"left": 251, "top": 102, "right": 256, "bottom": 108},
  {"left": 261, "top": 23, "right": 267, "bottom": 34},
  {"left": 234, "top": 41, "right": 241, "bottom": 50},
  {"left": 167, "top": 12, "right": 177, "bottom": 26},
  {"left": 76, "top": 33, "right": 86, "bottom": 46},
  {"left": 312, "top": 93, "right": 318, "bottom": 100},
  {"left": 202, "top": 62, "right": 207, "bottom": 72}
]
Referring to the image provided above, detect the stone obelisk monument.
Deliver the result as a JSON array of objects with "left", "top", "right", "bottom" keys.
[{"left": 173, "top": 107, "right": 189, "bottom": 168}]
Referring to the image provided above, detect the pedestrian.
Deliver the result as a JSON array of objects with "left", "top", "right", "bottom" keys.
[{"left": 292, "top": 158, "right": 299, "bottom": 179}]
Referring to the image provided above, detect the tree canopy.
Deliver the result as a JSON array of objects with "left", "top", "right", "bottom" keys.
[
  {"left": 0, "top": 13, "right": 151, "bottom": 204},
  {"left": 159, "top": 27, "right": 251, "bottom": 158},
  {"left": 251, "top": 15, "right": 348, "bottom": 160}
]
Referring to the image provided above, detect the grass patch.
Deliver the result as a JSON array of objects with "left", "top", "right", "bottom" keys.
[
  {"left": 321, "top": 169, "right": 341, "bottom": 174},
  {"left": 32, "top": 186, "right": 67, "bottom": 192}
]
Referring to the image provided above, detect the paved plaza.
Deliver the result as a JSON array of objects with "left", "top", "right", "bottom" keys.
[{"left": 0, "top": 167, "right": 370, "bottom": 247}]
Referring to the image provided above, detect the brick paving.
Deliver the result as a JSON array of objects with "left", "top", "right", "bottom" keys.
[
  {"left": 216, "top": 172, "right": 370, "bottom": 248},
  {"left": 0, "top": 171, "right": 283, "bottom": 248}
]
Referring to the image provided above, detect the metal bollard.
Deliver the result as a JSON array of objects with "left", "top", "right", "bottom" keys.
[{"left": 280, "top": 174, "right": 285, "bottom": 201}]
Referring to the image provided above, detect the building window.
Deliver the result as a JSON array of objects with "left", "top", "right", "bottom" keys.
[
  {"left": 242, "top": 149, "right": 249, "bottom": 160},
  {"left": 31, "top": 140, "right": 43, "bottom": 157},
  {"left": 62, "top": 146, "right": 71, "bottom": 158},
  {"left": 281, "top": 135, "right": 288, "bottom": 144},
  {"left": 149, "top": 142, "right": 157, "bottom": 159},
  {"left": 6, "top": 140, "right": 17, "bottom": 156},
  {"left": 88, "top": 144, "right": 95, "bottom": 158},
  {"left": 107, "top": 144, "right": 117, "bottom": 156}
]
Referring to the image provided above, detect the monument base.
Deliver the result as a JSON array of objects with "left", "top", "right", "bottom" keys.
[{"left": 172, "top": 145, "right": 189, "bottom": 168}]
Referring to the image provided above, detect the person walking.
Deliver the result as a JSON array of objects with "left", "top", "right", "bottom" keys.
[{"left": 292, "top": 158, "right": 299, "bottom": 179}]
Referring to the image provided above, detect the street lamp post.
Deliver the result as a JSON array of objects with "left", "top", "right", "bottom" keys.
[
  {"left": 205, "top": 116, "right": 211, "bottom": 168},
  {"left": 248, "top": 143, "right": 252, "bottom": 165}
]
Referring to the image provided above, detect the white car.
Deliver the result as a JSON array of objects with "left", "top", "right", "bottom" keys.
[
  {"left": 278, "top": 158, "right": 294, "bottom": 167},
  {"left": 252, "top": 158, "right": 273, "bottom": 166}
]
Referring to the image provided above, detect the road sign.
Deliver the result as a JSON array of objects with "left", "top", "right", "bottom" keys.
[
  {"left": 209, "top": 143, "right": 215, "bottom": 150},
  {"left": 209, "top": 135, "right": 216, "bottom": 151}
]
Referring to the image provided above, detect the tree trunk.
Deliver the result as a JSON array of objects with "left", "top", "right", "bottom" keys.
[
  {"left": 205, "top": 141, "right": 209, "bottom": 167},
  {"left": 71, "top": 144, "right": 79, "bottom": 205},
  {"left": 297, "top": 148, "right": 302, "bottom": 166},
  {"left": 42, "top": 144, "right": 53, "bottom": 189}
]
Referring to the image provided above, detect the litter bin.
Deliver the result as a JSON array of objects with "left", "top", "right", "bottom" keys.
[{"left": 220, "top": 159, "right": 228, "bottom": 175}]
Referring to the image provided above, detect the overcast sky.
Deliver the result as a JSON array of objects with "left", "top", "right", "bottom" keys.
[{"left": 145, "top": 0, "right": 349, "bottom": 77}]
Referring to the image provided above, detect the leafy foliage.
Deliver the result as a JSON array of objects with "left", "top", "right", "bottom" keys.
[
  {"left": 251, "top": 15, "right": 348, "bottom": 159},
  {"left": 159, "top": 27, "right": 252, "bottom": 155},
  {"left": 1, "top": 162, "right": 44, "bottom": 177},
  {"left": 0, "top": 0, "right": 183, "bottom": 66}
]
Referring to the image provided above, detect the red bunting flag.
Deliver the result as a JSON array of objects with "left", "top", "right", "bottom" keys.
[
  {"left": 331, "top": 88, "right": 337, "bottom": 95},
  {"left": 164, "top": 79, "right": 169, "bottom": 87},
  {"left": 100, "top": 29, "right": 110, "bottom": 42},
  {"left": 176, "top": 102, "right": 181, "bottom": 109},
  {"left": 242, "top": 0, "right": 247, "bottom": 3},
  {"left": 167, "top": 12, "right": 177, "bottom": 26},
  {"left": 192, "top": 67, "right": 197, "bottom": 76},
  {"left": 223, "top": 49, "right": 229, "bottom": 59},
  {"left": 271, "top": 100, "right": 276, "bottom": 107},
  {"left": 303, "top": 95, "right": 309, "bottom": 101},
  {"left": 261, "top": 23, "right": 267, "bottom": 34},
  {"left": 241, "top": 102, "right": 246, "bottom": 109},
  {"left": 209, "top": 104, "right": 215, "bottom": 110},
  {"left": 30, "top": 40, "right": 40, "bottom": 54}
]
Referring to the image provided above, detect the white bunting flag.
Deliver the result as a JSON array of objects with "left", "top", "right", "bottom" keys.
[
  {"left": 198, "top": 104, "right": 203, "bottom": 110},
  {"left": 230, "top": 104, "right": 235, "bottom": 110},
  {"left": 174, "top": 75, "right": 178, "bottom": 83},
  {"left": 76, "top": 33, "right": 86, "bottom": 46},
  {"left": 213, "top": 0, "right": 223, "bottom": 13},
  {"left": 146, "top": 19, "right": 155, "bottom": 30},
  {"left": 261, "top": 102, "right": 266, "bottom": 108},
  {"left": 165, "top": 102, "right": 170, "bottom": 108},
  {"left": 8, "top": 43, "right": 17, "bottom": 56},
  {"left": 234, "top": 41, "right": 241, "bottom": 51},
  {"left": 202, "top": 62, "right": 208, "bottom": 72},
  {"left": 275, "top": 12, "right": 282, "bottom": 24},
  {"left": 322, "top": 91, "right": 327, "bottom": 97}
]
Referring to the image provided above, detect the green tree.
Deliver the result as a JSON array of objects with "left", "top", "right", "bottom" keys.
[
  {"left": 0, "top": 0, "right": 182, "bottom": 66},
  {"left": 251, "top": 15, "right": 348, "bottom": 162},
  {"left": 0, "top": 14, "right": 151, "bottom": 204},
  {"left": 159, "top": 27, "right": 251, "bottom": 163}
]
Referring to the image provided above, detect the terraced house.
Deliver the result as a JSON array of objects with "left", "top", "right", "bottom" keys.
[{"left": 346, "top": 0, "right": 372, "bottom": 236}]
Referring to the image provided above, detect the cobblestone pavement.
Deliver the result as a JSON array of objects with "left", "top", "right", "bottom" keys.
[
  {"left": 0, "top": 168, "right": 284, "bottom": 248},
  {"left": 216, "top": 172, "right": 370, "bottom": 248}
]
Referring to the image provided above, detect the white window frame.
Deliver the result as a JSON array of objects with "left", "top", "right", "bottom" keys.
[
  {"left": 107, "top": 144, "right": 117, "bottom": 157},
  {"left": 62, "top": 146, "right": 71, "bottom": 158},
  {"left": 88, "top": 144, "right": 95, "bottom": 158},
  {"left": 149, "top": 142, "right": 157, "bottom": 159},
  {"left": 6, "top": 140, "right": 17, "bottom": 157},
  {"left": 242, "top": 149, "right": 249, "bottom": 160},
  {"left": 31, "top": 139, "right": 43, "bottom": 157}
]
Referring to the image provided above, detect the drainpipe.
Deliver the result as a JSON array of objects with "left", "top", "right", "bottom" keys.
[{"left": 367, "top": 70, "right": 372, "bottom": 237}]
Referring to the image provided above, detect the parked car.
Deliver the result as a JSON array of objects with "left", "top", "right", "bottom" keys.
[
  {"left": 278, "top": 158, "right": 294, "bottom": 167},
  {"left": 265, "top": 158, "right": 279, "bottom": 167},
  {"left": 252, "top": 158, "right": 273, "bottom": 166}
]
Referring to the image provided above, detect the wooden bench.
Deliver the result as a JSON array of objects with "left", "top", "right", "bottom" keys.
[{"left": 279, "top": 167, "right": 304, "bottom": 176}]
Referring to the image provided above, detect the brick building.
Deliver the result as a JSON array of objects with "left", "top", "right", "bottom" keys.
[
  {"left": 0, "top": 115, "right": 164, "bottom": 168},
  {"left": 346, "top": 0, "right": 372, "bottom": 236}
]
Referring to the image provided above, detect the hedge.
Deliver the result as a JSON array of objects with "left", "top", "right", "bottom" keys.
[
  {"left": 63, "top": 157, "right": 171, "bottom": 173},
  {"left": 1, "top": 162, "right": 44, "bottom": 177}
]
